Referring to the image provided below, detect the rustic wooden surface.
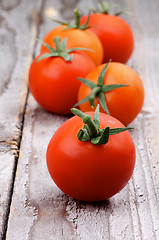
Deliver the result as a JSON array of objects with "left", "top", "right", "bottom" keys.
[{"left": 0, "top": 0, "right": 159, "bottom": 239}]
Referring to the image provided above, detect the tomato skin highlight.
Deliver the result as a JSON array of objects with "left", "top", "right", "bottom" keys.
[
  {"left": 80, "top": 13, "right": 134, "bottom": 64},
  {"left": 78, "top": 62, "right": 145, "bottom": 126},
  {"left": 46, "top": 112, "right": 136, "bottom": 202},
  {"left": 29, "top": 51, "right": 95, "bottom": 114},
  {"left": 40, "top": 25, "right": 104, "bottom": 66}
]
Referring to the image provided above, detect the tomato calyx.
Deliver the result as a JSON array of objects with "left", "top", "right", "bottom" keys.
[
  {"left": 91, "top": 2, "right": 130, "bottom": 16},
  {"left": 71, "top": 105, "right": 133, "bottom": 145},
  {"left": 53, "top": 8, "right": 92, "bottom": 30},
  {"left": 36, "top": 36, "right": 93, "bottom": 62},
  {"left": 74, "top": 60, "right": 128, "bottom": 114}
]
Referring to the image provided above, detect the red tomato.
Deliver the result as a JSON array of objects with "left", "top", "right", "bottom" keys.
[
  {"left": 77, "top": 62, "right": 144, "bottom": 126},
  {"left": 40, "top": 25, "right": 104, "bottom": 66},
  {"left": 29, "top": 51, "right": 95, "bottom": 114},
  {"left": 47, "top": 111, "right": 136, "bottom": 201},
  {"left": 80, "top": 13, "right": 134, "bottom": 63}
]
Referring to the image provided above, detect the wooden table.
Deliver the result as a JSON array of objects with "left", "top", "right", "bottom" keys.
[{"left": 0, "top": 0, "right": 159, "bottom": 239}]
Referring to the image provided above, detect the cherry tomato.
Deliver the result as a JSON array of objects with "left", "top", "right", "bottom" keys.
[
  {"left": 29, "top": 50, "right": 95, "bottom": 114},
  {"left": 46, "top": 110, "right": 136, "bottom": 201},
  {"left": 80, "top": 13, "right": 134, "bottom": 63},
  {"left": 41, "top": 25, "right": 104, "bottom": 66},
  {"left": 77, "top": 62, "right": 145, "bottom": 126}
]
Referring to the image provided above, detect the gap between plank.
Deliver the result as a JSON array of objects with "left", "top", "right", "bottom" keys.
[{"left": 1, "top": 0, "right": 47, "bottom": 239}]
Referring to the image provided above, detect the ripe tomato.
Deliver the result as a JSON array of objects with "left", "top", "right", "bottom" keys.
[
  {"left": 40, "top": 25, "right": 104, "bottom": 66},
  {"left": 80, "top": 13, "right": 134, "bottom": 63},
  {"left": 77, "top": 62, "right": 145, "bottom": 126},
  {"left": 29, "top": 49, "right": 95, "bottom": 114},
  {"left": 46, "top": 109, "right": 136, "bottom": 201}
]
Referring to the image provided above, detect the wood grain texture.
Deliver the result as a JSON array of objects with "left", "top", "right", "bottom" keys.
[
  {"left": 0, "top": 0, "right": 44, "bottom": 238},
  {"left": 1, "top": 0, "right": 159, "bottom": 239}
]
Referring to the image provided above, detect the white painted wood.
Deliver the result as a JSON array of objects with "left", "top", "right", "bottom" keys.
[
  {"left": 0, "top": 0, "right": 43, "bottom": 238},
  {"left": 1, "top": 0, "right": 159, "bottom": 239}
]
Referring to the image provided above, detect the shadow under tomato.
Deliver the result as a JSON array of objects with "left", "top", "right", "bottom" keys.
[{"left": 67, "top": 196, "right": 111, "bottom": 210}]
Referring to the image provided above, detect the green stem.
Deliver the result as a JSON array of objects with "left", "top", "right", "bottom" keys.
[
  {"left": 71, "top": 105, "right": 133, "bottom": 145},
  {"left": 36, "top": 36, "right": 93, "bottom": 63},
  {"left": 53, "top": 8, "right": 91, "bottom": 30},
  {"left": 92, "top": 2, "right": 128, "bottom": 16},
  {"left": 88, "top": 86, "right": 101, "bottom": 107},
  {"left": 75, "top": 61, "right": 128, "bottom": 115},
  {"left": 74, "top": 8, "right": 80, "bottom": 28},
  {"left": 71, "top": 108, "right": 99, "bottom": 137},
  {"left": 54, "top": 37, "right": 62, "bottom": 52}
]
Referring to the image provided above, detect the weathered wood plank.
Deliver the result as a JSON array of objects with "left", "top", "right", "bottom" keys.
[
  {"left": 126, "top": 0, "right": 159, "bottom": 238},
  {"left": 0, "top": 0, "right": 44, "bottom": 238},
  {"left": 4, "top": 0, "right": 159, "bottom": 239}
]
